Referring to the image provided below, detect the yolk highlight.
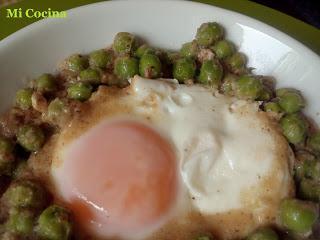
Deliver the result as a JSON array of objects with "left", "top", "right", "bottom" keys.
[{"left": 63, "top": 120, "right": 178, "bottom": 237}]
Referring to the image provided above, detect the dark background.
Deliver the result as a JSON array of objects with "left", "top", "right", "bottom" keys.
[{"left": 251, "top": 0, "right": 320, "bottom": 29}]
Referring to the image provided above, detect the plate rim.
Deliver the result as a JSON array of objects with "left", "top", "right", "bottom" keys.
[{"left": 0, "top": 0, "right": 319, "bottom": 62}]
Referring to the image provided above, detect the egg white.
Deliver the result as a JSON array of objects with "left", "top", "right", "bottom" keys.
[{"left": 29, "top": 76, "right": 294, "bottom": 240}]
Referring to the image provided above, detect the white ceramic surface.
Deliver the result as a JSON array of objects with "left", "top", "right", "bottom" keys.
[{"left": 0, "top": 0, "right": 319, "bottom": 122}]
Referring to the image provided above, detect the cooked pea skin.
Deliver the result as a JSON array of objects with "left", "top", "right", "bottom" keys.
[
  {"left": 89, "top": 49, "right": 113, "bottom": 69},
  {"left": 212, "top": 40, "right": 234, "bottom": 59},
  {"left": 304, "top": 159, "right": 320, "bottom": 180},
  {"left": 79, "top": 68, "right": 101, "bottom": 85},
  {"left": 134, "top": 44, "right": 155, "bottom": 58},
  {"left": 276, "top": 88, "right": 305, "bottom": 113},
  {"left": 46, "top": 98, "right": 69, "bottom": 124},
  {"left": 198, "top": 60, "right": 223, "bottom": 87},
  {"left": 196, "top": 22, "right": 223, "bottom": 47},
  {"left": 114, "top": 56, "right": 139, "bottom": 80},
  {"left": 6, "top": 208, "right": 35, "bottom": 236},
  {"left": 35, "top": 74, "right": 56, "bottom": 93},
  {"left": 4, "top": 180, "right": 46, "bottom": 209},
  {"left": 66, "top": 54, "right": 88, "bottom": 73},
  {"left": 264, "top": 102, "right": 282, "bottom": 113},
  {"left": 280, "top": 114, "right": 307, "bottom": 144},
  {"left": 225, "top": 52, "right": 246, "bottom": 73},
  {"left": 67, "top": 83, "right": 93, "bottom": 102},
  {"left": 17, "top": 125, "right": 45, "bottom": 152},
  {"left": 235, "top": 75, "right": 263, "bottom": 100},
  {"left": 173, "top": 57, "right": 196, "bottom": 83},
  {"left": 280, "top": 199, "right": 318, "bottom": 234},
  {"left": 113, "top": 32, "right": 136, "bottom": 55},
  {"left": 36, "top": 205, "right": 72, "bottom": 240},
  {"left": 247, "top": 228, "right": 279, "bottom": 240},
  {"left": 139, "top": 53, "right": 162, "bottom": 79},
  {"left": 180, "top": 41, "right": 199, "bottom": 58},
  {"left": 15, "top": 89, "right": 33, "bottom": 110}
]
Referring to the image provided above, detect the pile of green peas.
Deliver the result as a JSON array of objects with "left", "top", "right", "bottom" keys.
[
  {"left": 0, "top": 180, "right": 72, "bottom": 240},
  {"left": 1, "top": 22, "right": 320, "bottom": 240}
]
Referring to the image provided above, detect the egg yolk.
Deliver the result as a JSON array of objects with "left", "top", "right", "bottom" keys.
[{"left": 60, "top": 120, "right": 178, "bottom": 237}]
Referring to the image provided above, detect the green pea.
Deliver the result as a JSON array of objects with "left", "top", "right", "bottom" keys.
[
  {"left": 301, "top": 159, "right": 320, "bottom": 180},
  {"left": 4, "top": 181, "right": 46, "bottom": 209},
  {"left": 276, "top": 88, "right": 294, "bottom": 97},
  {"left": 308, "top": 132, "right": 320, "bottom": 153},
  {"left": 35, "top": 74, "right": 56, "bottom": 93},
  {"left": 294, "top": 152, "right": 318, "bottom": 181},
  {"left": 198, "top": 60, "right": 223, "bottom": 87},
  {"left": 196, "top": 236, "right": 211, "bottom": 240},
  {"left": 212, "top": 40, "right": 234, "bottom": 59},
  {"left": 173, "top": 57, "right": 196, "bottom": 83},
  {"left": 17, "top": 125, "right": 45, "bottom": 152},
  {"left": 79, "top": 68, "right": 101, "bottom": 85},
  {"left": 295, "top": 162, "right": 306, "bottom": 182},
  {"left": 67, "top": 83, "right": 92, "bottom": 102},
  {"left": 221, "top": 74, "right": 237, "bottom": 95},
  {"left": 225, "top": 52, "right": 246, "bottom": 72},
  {"left": 280, "top": 114, "right": 307, "bottom": 144},
  {"left": 89, "top": 49, "right": 113, "bottom": 69},
  {"left": 47, "top": 98, "right": 69, "bottom": 123},
  {"left": 196, "top": 22, "right": 223, "bottom": 47},
  {"left": 276, "top": 89, "right": 305, "bottom": 113},
  {"left": 114, "top": 56, "right": 139, "bottom": 80},
  {"left": 180, "top": 41, "right": 199, "bottom": 58},
  {"left": 235, "top": 75, "right": 263, "bottom": 100},
  {"left": 139, "top": 53, "right": 162, "bottom": 79},
  {"left": 280, "top": 198, "right": 318, "bottom": 234},
  {"left": 36, "top": 205, "right": 72, "bottom": 240},
  {"left": 66, "top": 54, "right": 88, "bottom": 73},
  {"left": 134, "top": 44, "right": 155, "bottom": 58},
  {"left": 113, "top": 32, "right": 136, "bottom": 55},
  {"left": 247, "top": 228, "right": 279, "bottom": 240},
  {"left": 299, "top": 178, "right": 320, "bottom": 202},
  {"left": 6, "top": 208, "right": 35, "bottom": 236},
  {"left": 15, "top": 89, "right": 33, "bottom": 110},
  {"left": 258, "top": 87, "right": 272, "bottom": 101},
  {"left": 294, "top": 158, "right": 313, "bottom": 182},
  {"left": 264, "top": 102, "right": 282, "bottom": 113}
]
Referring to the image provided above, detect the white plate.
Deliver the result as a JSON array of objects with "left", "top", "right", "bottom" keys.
[{"left": 0, "top": 0, "right": 319, "bottom": 122}]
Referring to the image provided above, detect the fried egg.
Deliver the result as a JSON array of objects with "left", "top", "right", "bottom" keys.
[{"left": 32, "top": 76, "right": 294, "bottom": 239}]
